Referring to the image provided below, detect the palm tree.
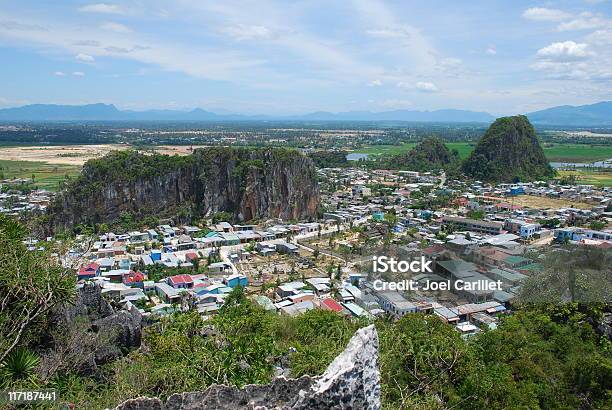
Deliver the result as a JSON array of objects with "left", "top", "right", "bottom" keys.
[{"left": 0, "top": 348, "right": 39, "bottom": 387}]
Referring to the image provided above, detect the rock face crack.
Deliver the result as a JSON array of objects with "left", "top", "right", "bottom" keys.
[{"left": 113, "top": 325, "right": 380, "bottom": 410}]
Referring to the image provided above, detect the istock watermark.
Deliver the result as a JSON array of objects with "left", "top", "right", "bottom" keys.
[
  {"left": 372, "top": 279, "right": 503, "bottom": 292},
  {"left": 371, "top": 255, "right": 503, "bottom": 292},
  {"left": 372, "top": 255, "right": 433, "bottom": 273}
]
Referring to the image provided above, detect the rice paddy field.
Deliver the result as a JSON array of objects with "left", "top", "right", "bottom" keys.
[
  {"left": 557, "top": 169, "right": 612, "bottom": 187},
  {"left": 353, "top": 142, "right": 612, "bottom": 162},
  {"left": 0, "top": 159, "right": 81, "bottom": 191}
]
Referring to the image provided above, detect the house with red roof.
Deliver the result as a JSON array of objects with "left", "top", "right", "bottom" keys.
[
  {"left": 185, "top": 252, "right": 199, "bottom": 262},
  {"left": 167, "top": 274, "right": 194, "bottom": 289},
  {"left": 122, "top": 270, "right": 146, "bottom": 287},
  {"left": 77, "top": 262, "right": 101, "bottom": 281},
  {"left": 320, "top": 297, "right": 344, "bottom": 313}
]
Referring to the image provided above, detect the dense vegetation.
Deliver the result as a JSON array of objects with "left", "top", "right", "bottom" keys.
[
  {"left": 81, "top": 150, "right": 194, "bottom": 183},
  {"left": 463, "top": 115, "right": 556, "bottom": 182},
  {"left": 308, "top": 150, "right": 350, "bottom": 168},
  {"left": 382, "top": 137, "right": 461, "bottom": 175},
  {"left": 0, "top": 214, "right": 75, "bottom": 372}
]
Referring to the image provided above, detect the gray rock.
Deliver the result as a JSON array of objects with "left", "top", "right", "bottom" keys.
[
  {"left": 113, "top": 325, "right": 380, "bottom": 410},
  {"left": 599, "top": 313, "right": 612, "bottom": 340},
  {"left": 92, "top": 304, "right": 142, "bottom": 348},
  {"left": 55, "top": 283, "right": 114, "bottom": 324}
]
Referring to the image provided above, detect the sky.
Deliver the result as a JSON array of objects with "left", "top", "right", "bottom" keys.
[{"left": 0, "top": 0, "right": 611, "bottom": 115}]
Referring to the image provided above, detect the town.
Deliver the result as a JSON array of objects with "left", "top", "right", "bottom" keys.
[{"left": 7, "top": 162, "right": 609, "bottom": 342}]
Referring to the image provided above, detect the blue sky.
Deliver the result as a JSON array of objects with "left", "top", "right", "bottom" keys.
[{"left": 0, "top": 0, "right": 610, "bottom": 115}]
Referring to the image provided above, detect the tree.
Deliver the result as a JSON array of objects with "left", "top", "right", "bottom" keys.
[
  {"left": 119, "top": 211, "right": 135, "bottom": 231},
  {"left": 335, "top": 265, "right": 342, "bottom": 281},
  {"left": 518, "top": 246, "right": 611, "bottom": 306},
  {"left": 467, "top": 209, "right": 485, "bottom": 220},
  {"left": 542, "top": 218, "right": 560, "bottom": 228},
  {"left": 212, "top": 212, "right": 233, "bottom": 224},
  {"left": 326, "top": 264, "right": 334, "bottom": 279},
  {"left": 0, "top": 215, "right": 76, "bottom": 363}
]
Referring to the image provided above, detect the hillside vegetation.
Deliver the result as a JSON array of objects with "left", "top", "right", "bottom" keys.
[
  {"left": 1, "top": 216, "right": 611, "bottom": 409},
  {"left": 388, "top": 137, "right": 461, "bottom": 172},
  {"left": 463, "top": 115, "right": 555, "bottom": 182}
]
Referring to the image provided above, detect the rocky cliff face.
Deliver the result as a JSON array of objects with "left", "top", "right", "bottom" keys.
[
  {"left": 47, "top": 147, "right": 319, "bottom": 231},
  {"left": 462, "top": 115, "right": 555, "bottom": 182},
  {"left": 113, "top": 325, "right": 381, "bottom": 410}
]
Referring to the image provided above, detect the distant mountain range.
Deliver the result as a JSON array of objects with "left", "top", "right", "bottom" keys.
[
  {"left": 0, "top": 104, "right": 495, "bottom": 123},
  {"left": 525, "top": 101, "right": 612, "bottom": 126},
  {"left": 0, "top": 101, "right": 610, "bottom": 126}
]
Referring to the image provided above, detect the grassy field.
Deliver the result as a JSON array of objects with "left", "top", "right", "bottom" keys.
[
  {"left": 353, "top": 142, "right": 612, "bottom": 162},
  {"left": 0, "top": 159, "right": 81, "bottom": 191},
  {"left": 541, "top": 144, "right": 612, "bottom": 162},
  {"left": 557, "top": 169, "right": 612, "bottom": 187}
]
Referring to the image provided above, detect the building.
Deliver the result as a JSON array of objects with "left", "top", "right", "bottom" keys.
[
  {"left": 77, "top": 262, "right": 101, "bottom": 281},
  {"left": 504, "top": 219, "right": 540, "bottom": 239},
  {"left": 374, "top": 290, "right": 417, "bottom": 318},
  {"left": 320, "top": 298, "right": 345, "bottom": 313},
  {"left": 155, "top": 283, "right": 182, "bottom": 304},
  {"left": 442, "top": 216, "right": 503, "bottom": 235},
  {"left": 224, "top": 274, "right": 248, "bottom": 288},
  {"left": 276, "top": 242, "right": 299, "bottom": 255}
]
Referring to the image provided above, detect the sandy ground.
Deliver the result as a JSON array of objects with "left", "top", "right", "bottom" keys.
[
  {"left": 508, "top": 195, "right": 592, "bottom": 210},
  {"left": 0, "top": 144, "right": 211, "bottom": 166}
]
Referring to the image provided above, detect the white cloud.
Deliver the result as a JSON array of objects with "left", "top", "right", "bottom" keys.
[
  {"left": 366, "top": 27, "right": 412, "bottom": 38},
  {"left": 0, "top": 20, "right": 46, "bottom": 31},
  {"left": 75, "top": 53, "right": 95, "bottom": 62},
  {"left": 73, "top": 40, "right": 101, "bottom": 47},
  {"left": 54, "top": 71, "right": 65, "bottom": 76},
  {"left": 523, "top": 7, "right": 572, "bottom": 22},
  {"left": 72, "top": 71, "right": 85, "bottom": 76},
  {"left": 415, "top": 81, "right": 438, "bottom": 92},
  {"left": 486, "top": 47, "right": 497, "bottom": 55},
  {"left": 367, "top": 79, "right": 382, "bottom": 86},
  {"left": 396, "top": 81, "right": 439, "bottom": 92},
  {"left": 78, "top": 3, "right": 125, "bottom": 15},
  {"left": 558, "top": 12, "right": 612, "bottom": 31},
  {"left": 586, "top": 28, "right": 612, "bottom": 44},
  {"left": 536, "top": 41, "right": 593, "bottom": 61},
  {"left": 223, "top": 24, "right": 272, "bottom": 41},
  {"left": 100, "top": 22, "right": 131, "bottom": 33}
]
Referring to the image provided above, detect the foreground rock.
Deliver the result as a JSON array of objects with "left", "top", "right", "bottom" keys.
[
  {"left": 37, "top": 284, "right": 143, "bottom": 380},
  {"left": 113, "top": 324, "right": 380, "bottom": 410}
]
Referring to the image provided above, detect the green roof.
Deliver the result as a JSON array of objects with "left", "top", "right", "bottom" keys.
[
  {"left": 504, "top": 255, "right": 530, "bottom": 265},
  {"left": 519, "top": 263, "right": 543, "bottom": 272},
  {"left": 255, "top": 295, "right": 275, "bottom": 310}
]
